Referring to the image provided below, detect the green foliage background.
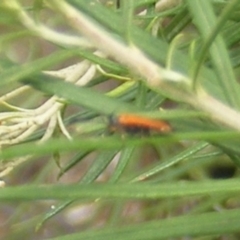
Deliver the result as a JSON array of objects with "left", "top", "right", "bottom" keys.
[{"left": 0, "top": 0, "right": 240, "bottom": 239}]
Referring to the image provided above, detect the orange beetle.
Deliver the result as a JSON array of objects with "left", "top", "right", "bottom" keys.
[{"left": 109, "top": 113, "right": 171, "bottom": 135}]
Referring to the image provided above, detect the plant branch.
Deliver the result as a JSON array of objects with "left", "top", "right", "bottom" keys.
[{"left": 48, "top": 1, "right": 240, "bottom": 131}]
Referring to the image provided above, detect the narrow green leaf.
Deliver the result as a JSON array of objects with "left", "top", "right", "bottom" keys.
[
  {"left": 163, "top": 6, "right": 191, "bottom": 41},
  {"left": 58, "top": 151, "right": 91, "bottom": 178},
  {"left": 1, "top": 132, "right": 240, "bottom": 162},
  {"left": 0, "top": 49, "right": 76, "bottom": 86},
  {"left": 23, "top": 74, "right": 136, "bottom": 115},
  {"left": 47, "top": 208, "right": 240, "bottom": 239},
  {"left": 131, "top": 142, "right": 209, "bottom": 181},
  {"left": 1, "top": 179, "right": 240, "bottom": 200},
  {"left": 37, "top": 150, "right": 117, "bottom": 229},
  {"left": 109, "top": 147, "right": 135, "bottom": 183},
  {"left": 121, "top": 0, "right": 134, "bottom": 43},
  {"left": 187, "top": 0, "right": 240, "bottom": 107}
]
